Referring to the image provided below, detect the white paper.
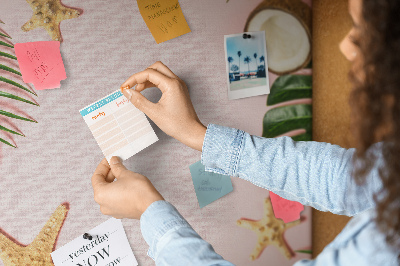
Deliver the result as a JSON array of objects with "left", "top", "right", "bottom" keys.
[
  {"left": 79, "top": 90, "right": 158, "bottom": 162},
  {"left": 51, "top": 218, "right": 138, "bottom": 266}
]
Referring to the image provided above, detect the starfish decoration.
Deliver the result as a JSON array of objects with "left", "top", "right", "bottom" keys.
[
  {"left": 237, "top": 198, "right": 301, "bottom": 260},
  {"left": 21, "top": 0, "right": 83, "bottom": 42},
  {"left": 0, "top": 203, "right": 69, "bottom": 265}
]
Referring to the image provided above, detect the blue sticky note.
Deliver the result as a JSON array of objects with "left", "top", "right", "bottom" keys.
[{"left": 189, "top": 160, "right": 233, "bottom": 208}]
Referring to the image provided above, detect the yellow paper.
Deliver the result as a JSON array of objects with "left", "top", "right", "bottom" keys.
[{"left": 137, "top": 0, "right": 191, "bottom": 44}]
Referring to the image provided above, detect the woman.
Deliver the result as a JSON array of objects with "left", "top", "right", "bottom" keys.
[{"left": 91, "top": 0, "right": 400, "bottom": 264}]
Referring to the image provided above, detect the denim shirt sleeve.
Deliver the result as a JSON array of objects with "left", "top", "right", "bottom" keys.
[
  {"left": 140, "top": 200, "right": 234, "bottom": 265},
  {"left": 201, "top": 124, "right": 383, "bottom": 216}
]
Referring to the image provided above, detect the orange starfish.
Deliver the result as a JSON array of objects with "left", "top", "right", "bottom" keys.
[
  {"left": 237, "top": 198, "right": 301, "bottom": 260},
  {"left": 0, "top": 203, "right": 69, "bottom": 265},
  {"left": 21, "top": 0, "right": 83, "bottom": 42}
]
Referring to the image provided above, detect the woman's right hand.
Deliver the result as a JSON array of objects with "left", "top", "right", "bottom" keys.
[{"left": 120, "top": 61, "right": 207, "bottom": 151}]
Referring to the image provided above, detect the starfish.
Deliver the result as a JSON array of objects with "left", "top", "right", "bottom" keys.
[
  {"left": 21, "top": 0, "right": 83, "bottom": 42},
  {"left": 237, "top": 198, "right": 301, "bottom": 260},
  {"left": 0, "top": 203, "right": 69, "bottom": 265}
]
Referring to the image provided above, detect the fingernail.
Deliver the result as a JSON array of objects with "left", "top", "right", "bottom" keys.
[
  {"left": 123, "top": 89, "right": 133, "bottom": 100},
  {"left": 110, "top": 156, "right": 122, "bottom": 165},
  {"left": 121, "top": 85, "right": 130, "bottom": 92}
]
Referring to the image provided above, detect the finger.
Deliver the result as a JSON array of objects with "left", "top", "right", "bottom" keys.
[
  {"left": 105, "top": 169, "right": 116, "bottom": 183},
  {"left": 121, "top": 89, "right": 158, "bottom": 116},
  {"left": 109, "top": 156, "right": 129, "bottom": 178},
  {"left": 147, "top": 61, "right": 177, "bottom": 79},
  {"left": 135, "top": 81, "right": 155, "bottom": 92},
  {"left": 100, "top": 205, "right": 111, "bottom": 216},
  {"left": 91, "top": 159, "right": 110, "bottom": 189},
  {"left": 120, "top": 68, "right": 173, "bottom": 94}
]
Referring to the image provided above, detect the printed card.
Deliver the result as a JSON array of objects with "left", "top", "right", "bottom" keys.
[
  {"left": 79, "top": 90, "right": 158, "bottom": 162},
  {"left": 51, "top": 218, "right": 138, "bottom": 266},
  {"left": 189, "top": 160, "right": 233, "bottom": 208},
  {"left": 14, "top": 41, "right": 67, "bottom": 90}
]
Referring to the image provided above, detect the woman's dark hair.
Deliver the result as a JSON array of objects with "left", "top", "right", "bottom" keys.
[{"left": 350, "top": 0, "right": 400, "bottom": 251}]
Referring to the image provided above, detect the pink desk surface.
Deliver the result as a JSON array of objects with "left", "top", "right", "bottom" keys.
[{"left": 0, "top": 0, "right": 311, "bottom": 265}]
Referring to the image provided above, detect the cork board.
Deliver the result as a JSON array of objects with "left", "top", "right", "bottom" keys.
[{"left": 312, "top": 0, "right": 353, "bottom": 257}]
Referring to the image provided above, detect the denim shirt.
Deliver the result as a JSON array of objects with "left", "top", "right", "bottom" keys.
[{"left": 140, "top": 124, "right": 399, "bottom": 265}]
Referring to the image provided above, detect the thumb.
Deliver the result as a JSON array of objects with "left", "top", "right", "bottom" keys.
[
  {"left": 109, "top": 156, "right": 128, "bottom": 178},
  {"left": 122, "top": 89, "right": 155, "bottom": 115}
]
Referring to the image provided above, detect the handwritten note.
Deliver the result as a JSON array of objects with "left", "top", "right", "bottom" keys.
[
  {"left": 51, "top": 218, "right": 138, "bottom": 266},
  {"left": 189, "top": 161, "right": 233, "bottom": 208},
  {"left": 137, "top": 0, "right": 191, "bottom": 44},
  {"left": 79, "top": 90, "right": 158, "bottom": 162},
  {"left": 14, "top": 41, "right": 66, "bottom": 90},
  {"left": 269, "top": 191, "right": 304, "bottom": 223}
]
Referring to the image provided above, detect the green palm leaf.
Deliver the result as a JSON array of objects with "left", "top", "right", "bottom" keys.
[
  {"left": 267, "top": 75, "right": 312, "bottom": 106},
  {"left": 0, "top": 124, "right": 24, "bottom": 136},
  {"left": 0, "top": 90, "right": 39, "bottom": 106},
  {"left": 0, "top": 109, "right": 37, "bottom": 123},
  {"left": 0, "top": 40, "right": 13, "bottom": 48},
  {"left": 0, "top": 32, "right": 11, "bottom": 39},
  {"left": 0, "top": 20, "right": 38, "bottom": 148},
  {"left": 262, "top": 104, "right": 312, "bottom": 141},
  {"left": 0, "top": 76, "right": 37, "bottom": 96},
  {"left": 295, "top": 249, "right": 312, "bottom": 254},
  {"left": 0, "top": 137, "right": 16, "bottom": 148},
  {"left": 0, "top": 64, "right": 21, "bottom": 76},
  {"left": 0, "top": 51, "right": 17, "bottom": 60}
]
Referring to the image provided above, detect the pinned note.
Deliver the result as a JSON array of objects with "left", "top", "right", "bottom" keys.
[
  {"left": 269, "top": 191, "right": 304, "bottom": 223},
  {"left": 79, "top": 90, "right": 158, "bottom": 162},
  {"left": 189, "top": 161, "right": 233, "bottom": 208},
  {"left": 51, "top": 218, "right": 138, "bottom": 266},
  {"left": 14, "top": 41, "right": 66, "bottom": 90},
  {"left": 137, "top": 0, "right": 191, "bottom": 44}
]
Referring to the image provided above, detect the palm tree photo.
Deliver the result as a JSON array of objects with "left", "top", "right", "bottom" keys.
[
  {"left": 227, "top": 56, "right": 233, "bottom": 73},
  {"left": 244, "top": 56, "right": 251, "bottom": 77},
  {"left": 237, "top": 51, "right": 242, "bottom": 76},
  {"left": 253, "top": 53, "right": 258, "bottom": 74},
  {"left": 260, "top": 55, "right": 266, "bottom": 71}
]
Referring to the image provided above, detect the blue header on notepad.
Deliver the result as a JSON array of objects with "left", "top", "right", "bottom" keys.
[{"left": 80, "top": 91, "right": 123, "bottom": 116}]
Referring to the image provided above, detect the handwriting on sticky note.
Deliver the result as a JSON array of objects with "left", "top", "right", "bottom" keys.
[
  {"left": 79, "top": 90, "right": 158, "bottom": 162},
  {"left": 269, "top": 191, "right": 304, "bottom": 223},
  {"left": 189, "top": 161, "right": 233, "bottom": 208},
  {"left": 51, "top": 218, "right": 138, "bottom": 266},
  {"left": 14, "top": 41, "right": 66, "bottom": 90},
  {"left": 137, "top": 0, "right": 191, "bottom": 44}
]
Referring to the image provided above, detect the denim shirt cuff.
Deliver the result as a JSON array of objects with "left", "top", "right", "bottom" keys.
[
  {"left": 140, "top": 200, "right": 191, "bottom": 260},
  {"left": 201, "top": 124, "right": 245, "bottom": 176}
]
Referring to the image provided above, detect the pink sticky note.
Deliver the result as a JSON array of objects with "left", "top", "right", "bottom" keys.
[
  {"left": 14, "top": 41, "right": 66, "bottom": 90},
  {"left": 269, "top": 191, "right": 304, "bottom": 223}
]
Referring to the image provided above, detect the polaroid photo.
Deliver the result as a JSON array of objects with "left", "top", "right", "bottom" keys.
[{"left": 224, "top": 31, "right": 270, "bottom": 100}]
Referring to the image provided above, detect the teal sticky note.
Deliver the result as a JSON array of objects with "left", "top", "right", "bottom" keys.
[{"left": 189, "top": 160, "right": 233, "bottom": 208}]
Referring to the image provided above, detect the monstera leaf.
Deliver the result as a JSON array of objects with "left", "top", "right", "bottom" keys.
[
  {"left": 263, "top": 74, "right": 312, "bottom": 141},
  {"left": 267, "top": 75, "right": 312, "bottom": 105},
  {"left": 0, "top": 22, "right": 38, "bottom": 148}
]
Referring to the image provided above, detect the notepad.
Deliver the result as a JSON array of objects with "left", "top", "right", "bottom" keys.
[
  {"left": 189, "top": 161, "right": 233, "bottom": 208},
  {"left": 137, "top": 0, "right": 191, "bottom": 44},
  {"left": 269, "top": 191, "right": 304, "bottom": 223},
  {"left": 14, "top": 41, "right": 66, "bottom": 90},
  {"left": 79, "top": 90, "right": 158, "bottom": 162}
]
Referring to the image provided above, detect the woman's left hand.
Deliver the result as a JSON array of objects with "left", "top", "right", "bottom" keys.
[{"left": 91, "top": 157, "right": 164, "bottom": 219}]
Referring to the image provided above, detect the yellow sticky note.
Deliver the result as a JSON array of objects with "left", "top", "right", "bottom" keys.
[{"left": 137, "top": 0, "right": 191, "bottom": 44}]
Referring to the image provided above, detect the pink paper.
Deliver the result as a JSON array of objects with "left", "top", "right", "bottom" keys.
[
  {"left": 14, "top": 41, "right": 66, "bottom": 90},
  {"left": 269, "top": 191, "right": 304, "bottom": 223}
]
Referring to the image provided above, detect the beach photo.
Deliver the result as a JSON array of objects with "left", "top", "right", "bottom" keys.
[{"left": 224, "top": 31, "right": 270, "bottom": 99}]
